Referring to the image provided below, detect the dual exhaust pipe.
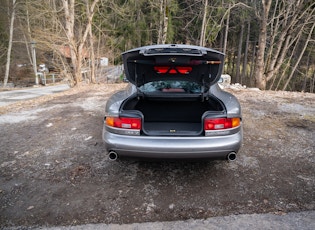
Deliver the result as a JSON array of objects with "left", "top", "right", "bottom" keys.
[{"left": 107, "top": 151, "right": 237, "bottom": 162}]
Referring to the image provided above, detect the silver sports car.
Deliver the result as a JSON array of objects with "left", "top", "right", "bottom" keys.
[{"left": 103, "top": 44, "right": 242, "bottom": 161}]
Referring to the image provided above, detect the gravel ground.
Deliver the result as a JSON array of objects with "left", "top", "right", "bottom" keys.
[{"left": 0, "top": 83, "right": 314, "bottom": 229}]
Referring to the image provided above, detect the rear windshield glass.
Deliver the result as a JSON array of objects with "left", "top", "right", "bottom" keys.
[{"left": 139, "top": 81, "right": 201, "bottom": 93}]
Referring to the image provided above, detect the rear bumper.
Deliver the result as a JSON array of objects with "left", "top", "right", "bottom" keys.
[{"left": 102, "top": 126, "right": 243, "bottom": 159}]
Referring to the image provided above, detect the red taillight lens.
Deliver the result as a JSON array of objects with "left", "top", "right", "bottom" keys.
[
  {"left": 204, "top": 118, "right": 240, "bottom": 130},
  {"left": 154, "top": 66, "right": 192, "bottom": 74},
  {"left": 169, "top": 68, "right": 177, "bottom": 74},
  {"left": 154, "top": 66, "right": 169, "bottom": 74},
  {"left": 106, "top": 117, "right": 141, "bottom": 129},
  {"left": 176, "top": 66, "right": 192, "bottom": 74}
]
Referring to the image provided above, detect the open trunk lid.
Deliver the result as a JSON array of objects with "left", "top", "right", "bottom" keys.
[{"left": 122, "top": 44, "right": 225, "bottom": 93}]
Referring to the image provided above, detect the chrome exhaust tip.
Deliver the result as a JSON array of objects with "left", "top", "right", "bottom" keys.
[
  {"left": 108, "top": 151, "right": 118, "bottom": 161},
  {"left": 227, "top": 152, "right": 237, "bottom": 162}
]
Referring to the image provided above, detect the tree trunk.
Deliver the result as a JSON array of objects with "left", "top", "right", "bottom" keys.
[
  {"left": 222, "top": 4, "right": 230, "bottom": 54},
  {"left": 161, "top": 0, "right": 168, "bottom": 44},
  {"left": 302, "top": 52, "right": 310, "bottom": 92},
  {"left": 236, "top": 23, "right": 244, "bottom": 83},
  {"left": 200, "top": 0, "right": 208, "bottom": 46},
  {"left": 249, "top": 40, "right": 256, "bottom": 87},
  {"left": 89, "top": 23, "right": 96, "bottom": 83},
  {"left": 254, "top": 0, "right": 271, "bottom": 90},
  {"left": 62, "top": 0, "right": 77, "bottom": 85},
  {"left": 157, "top": 0, "right": 164, "bottom": 44},
  {"left": 3, "top": 0, "right": 16, "bottom": 87},
  {"left": 242, "top": 21, "right": 250, "bottom": 85},
  {"left": 24, "top": 5, "right": 33, "bottom": 67}
]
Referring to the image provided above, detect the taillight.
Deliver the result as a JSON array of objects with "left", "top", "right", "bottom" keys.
[
  {"left": 154, "top": 66, "right": 192, "bottom": 74},
  {"left": 154, "top": 66, "right": 169, "bottom": 74},
  {"left": 204, "top": 118, "right": 240, "bottom": 130},
  {"left": 176, "top": 66, "right": 192, "bottom": 74},
  {"left": 106, "top": 117, "right": 141, "bottom": 129}
]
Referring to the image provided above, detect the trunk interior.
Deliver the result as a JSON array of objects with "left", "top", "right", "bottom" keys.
[{"left": 122, "top": 96, "right": 225, "bottom": 136}]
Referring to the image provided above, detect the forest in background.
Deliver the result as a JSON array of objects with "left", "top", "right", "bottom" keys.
[{"left": 0, "top": 0, "right": 314, "bottom": 92}]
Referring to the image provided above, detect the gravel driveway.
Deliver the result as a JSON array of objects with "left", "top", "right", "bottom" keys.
[{"left": 0, "top": 83, "right": 314, "bottom": 228}]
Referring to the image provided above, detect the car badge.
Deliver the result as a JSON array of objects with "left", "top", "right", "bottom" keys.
[{"left": 169, "top": 58, "right": 176, "bottom": 63}]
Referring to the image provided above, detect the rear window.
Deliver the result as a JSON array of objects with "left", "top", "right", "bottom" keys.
[{"left": 139, "top": 81, "right": 201, "bottom": 93}]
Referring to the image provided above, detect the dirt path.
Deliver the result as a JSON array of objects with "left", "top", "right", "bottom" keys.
[{"left": 0, "top": 84, "right": 314, "bottom": 228}]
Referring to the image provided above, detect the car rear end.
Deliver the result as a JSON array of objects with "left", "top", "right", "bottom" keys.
[{"left": 103, "top": 44, "right": 242, "bottom": 161}]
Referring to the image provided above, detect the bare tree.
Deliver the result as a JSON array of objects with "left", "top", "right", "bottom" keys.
[
  {"left": 254, "top": 0, "right": 271, "bottom": 90},
  {"left": 157, "top": 0, "right": 168, "bottom": 44},
  {"left": 236, "top": 23, "right": 244, "bottom": 83},
  {"left": 254, "top": 0, "right": 315, "bottom": 90},
  {"left": 241, "top": 21, "right": 250, "bottom": 85},
  {"left": 282, "top": 22, "right": 315, "bottom": 91},
  {"left": 60, "top": 0, "right": 100, "bottom": 85},
  {"left": 3, "top": 0, "right": 17, "bottom": 87},
  {"left": 199, "top": 0, "right": 208, "bottom": 46},
  {"left": 87, "top": 0, "right": 97, "bottom": 84},
  {"left": 222, "top": 4, "right": 230, "bottom": 54}
]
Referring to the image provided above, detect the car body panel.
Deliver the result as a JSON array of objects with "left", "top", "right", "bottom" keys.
[
  {"left": 105, "top": 84, "right": 135, "bottom": 117},
  {"left": 103, "top": 126, "right": 242, "bottom": 159},
  {"left": 209, "top": 84, "right": 242, "bottom": 118}
]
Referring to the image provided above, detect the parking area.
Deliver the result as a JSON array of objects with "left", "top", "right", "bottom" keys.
[{"left": 0, "top": 84, "right": 314, "bottom": 228}]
